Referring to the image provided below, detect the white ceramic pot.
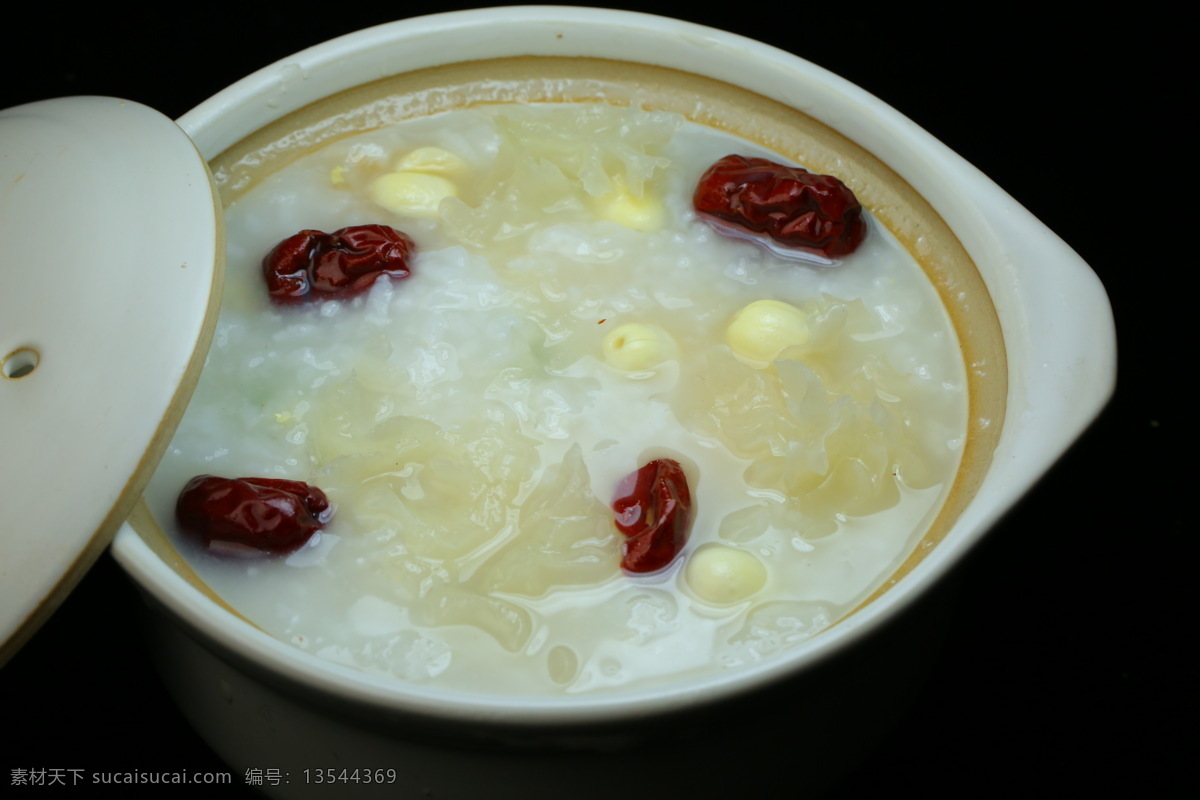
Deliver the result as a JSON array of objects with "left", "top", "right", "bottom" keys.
[{"left": 8, "top": 6, "right": 1115, "bottom": 797}]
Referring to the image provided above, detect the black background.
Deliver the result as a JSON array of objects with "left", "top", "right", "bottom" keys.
[{"left": 1, "top": 4, "right": 1181, "bottom": 797}]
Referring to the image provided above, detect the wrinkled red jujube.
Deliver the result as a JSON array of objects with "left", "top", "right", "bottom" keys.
[
  {"left": 263, "top": 224, "right": 415, "bottom": 304},
  {"left": 693, "top": 154, "right": 866, "bottom": 258},
  {"left": 176, "top": 475, "right": 331, "bottom": 556},
  {"left": 612, "top": 458, "right": 693, "bottom": 574}
]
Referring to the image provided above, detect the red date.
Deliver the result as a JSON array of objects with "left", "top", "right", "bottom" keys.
[
  {"left": 612, "top": 458, "right": 693, "bottom": 574},
  {"left": 693, "top": 154, "right": 866, "bottom": 258},
  {"left": 176, "top": 475, "right": 331, "bottom": 556},
  {"left": 263, "top": 224, "right": 415, "bottom": 305}
]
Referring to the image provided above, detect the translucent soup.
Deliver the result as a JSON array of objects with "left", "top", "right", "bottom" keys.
[{"left": 145, "top": 65, "right": 978, "bottom": 696}]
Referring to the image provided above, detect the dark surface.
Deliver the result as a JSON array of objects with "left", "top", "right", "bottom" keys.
[{"left": 2, "top": 4, "right": 1178, "bottom": 796}]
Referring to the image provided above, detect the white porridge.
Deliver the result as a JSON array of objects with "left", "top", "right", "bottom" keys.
[{"left": 145, "top": 99, "right": 968, "bottom": 695}]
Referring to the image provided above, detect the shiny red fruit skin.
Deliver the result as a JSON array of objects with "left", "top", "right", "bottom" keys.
[
  {"left": 176, "top": 475, "right": 331, "bottom": 555},
  {"left": 263, "top": 224, "right": 415, "bottom": 305},
  {"left": 612, "top": 458, "right": 693, "bottom": 574},
  {"left": 693, "top": 154, "right": 866, "bottom": 258}
]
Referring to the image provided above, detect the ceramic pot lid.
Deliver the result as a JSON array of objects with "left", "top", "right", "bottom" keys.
[{"left": 0, "top": 96, "right": 222, "bottom": 664}]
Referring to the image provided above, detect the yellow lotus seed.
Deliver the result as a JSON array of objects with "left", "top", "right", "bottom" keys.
[
  {"left": 725, "top": 299, "right": 809, "bottom": 368},
  {"left": 685, "top": 546, "right": 767, "bottom": 604},
  {"left": 602, "top": 323, "right": 676, "bottom": 371},
  {"left": 394, "top": 146, "right": 468, "bottom": 175},
  {"left": 593, "top": 189, "right": 665, "bottom": 231},
  {"left": 369, "top": 172, "right": 458, "bottom": 217}
]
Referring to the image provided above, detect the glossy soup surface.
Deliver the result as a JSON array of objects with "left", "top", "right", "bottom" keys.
[{"left": 146, "top": 101, "right": 967, "bottom": 694}]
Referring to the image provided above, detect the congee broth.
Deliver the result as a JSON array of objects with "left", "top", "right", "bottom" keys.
[{"left": 145, "top": 61, "right": 975, "bottom": 695}]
